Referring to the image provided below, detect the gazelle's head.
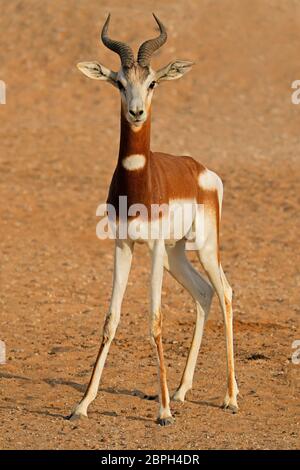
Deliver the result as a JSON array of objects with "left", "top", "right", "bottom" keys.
[{"left": 77, "top": 14, "right": 194, "bottom": 127}]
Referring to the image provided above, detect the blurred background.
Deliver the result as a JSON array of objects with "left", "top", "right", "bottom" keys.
[{"left": 0, "top": 0, "right": 299, "bottom": 450}]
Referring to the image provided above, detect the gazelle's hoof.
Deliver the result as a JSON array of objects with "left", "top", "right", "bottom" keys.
[
  {"left": 157, "top": 416, "right": 175, "bottom": 426},
  {"left": 223, "top": 402, "right": 238, "bottom": 414},
  {"left": 68, "top": 411, "right": 88, "bottom": 421},
  {"left": 223, "top": 387, "right": 239, "bottom": 414},
  {"left": 172, "top": 389, "right": 186, "bottom": 402}
]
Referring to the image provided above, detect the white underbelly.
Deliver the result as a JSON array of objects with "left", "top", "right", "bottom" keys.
[
  {"left": 97, "top": 199, "right": 206, "bottom": 250},
  {"left": 120, "top": 199, "right": 205, "bottom": 246}
]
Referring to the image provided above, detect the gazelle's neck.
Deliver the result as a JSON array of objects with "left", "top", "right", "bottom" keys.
[{"left": 118, "top": 104, "right": 151, "bottom": 165}]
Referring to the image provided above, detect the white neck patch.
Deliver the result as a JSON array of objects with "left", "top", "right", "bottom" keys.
[{"left": 122, "top": 154, "right": 146, "bottom": 171}]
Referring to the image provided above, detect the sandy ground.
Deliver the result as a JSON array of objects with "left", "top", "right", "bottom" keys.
[{"left": 0, "top": 0, "right": 299, "bottom": 450}]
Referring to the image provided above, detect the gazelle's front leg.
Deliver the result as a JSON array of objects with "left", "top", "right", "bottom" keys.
[
  {"left": 69, "top": 239, "right": 134, "bottom": 420},
  {"left": 150, "top": 239, "right": 174, "bottom": 426}
]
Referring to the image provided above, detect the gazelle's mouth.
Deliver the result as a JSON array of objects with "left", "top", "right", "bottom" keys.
[{"left": 128, "top": 116, "right": 146, "bottom": 126}]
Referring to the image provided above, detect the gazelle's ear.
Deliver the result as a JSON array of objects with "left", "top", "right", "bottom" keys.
[
  {"left": 156, "top": 60, "right": 194, "bottom": 82},
  {"left": 77, "top": 62, "right": 118, "bottom": 87}
]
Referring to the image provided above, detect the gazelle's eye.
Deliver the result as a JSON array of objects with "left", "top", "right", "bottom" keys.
[
  {"left": 149, "top": 81, "right": 156, "bottom": 90},
  {"left": 117, "top": 81, "right": 125, "bottom": 92}
]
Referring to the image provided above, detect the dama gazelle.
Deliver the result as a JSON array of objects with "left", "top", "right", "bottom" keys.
[{"left": 70, "top": 14, "right": 238, "bottom": 425}]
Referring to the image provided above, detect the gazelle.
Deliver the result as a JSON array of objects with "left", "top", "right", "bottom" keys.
[{"left": 70, "top": 14, "right": 238, "bottom": 425}]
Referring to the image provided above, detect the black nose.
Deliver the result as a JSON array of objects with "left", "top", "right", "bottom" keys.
[{"left": 129, "top": 109, "right": 144, "bottom": 118}]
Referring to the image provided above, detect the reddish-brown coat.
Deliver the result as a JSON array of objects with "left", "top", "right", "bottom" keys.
[{"left": 107, "top": 106, "right": 219, "bottom": 218}]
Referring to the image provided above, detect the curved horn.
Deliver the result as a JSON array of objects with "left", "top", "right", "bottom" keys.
[
  {"left": 137, "top": 13, "right": 167, "bottom": 67},
  {"left": 101, "top": 14, "right": 134, "bottom": 68}
]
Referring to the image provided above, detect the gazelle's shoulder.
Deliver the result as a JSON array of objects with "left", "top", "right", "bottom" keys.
[{"left": 151, "top": 152, "right": 223, "bottom": 192}]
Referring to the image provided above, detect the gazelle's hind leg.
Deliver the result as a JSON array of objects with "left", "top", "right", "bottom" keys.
[
  {"left": 164, "top": 239, "right": 214, "bottom": 402},
  {"left": 197, "top": 209, "right": 238, "bottom": 412},
  {"left": 219, "top": 264, "right": 239, "bottom": 408}
]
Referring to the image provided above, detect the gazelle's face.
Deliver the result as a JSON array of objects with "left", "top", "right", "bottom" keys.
[
  {"left": 116, "top": 64, "right": 156, "bottom": 126},
  {"left": 77, "top": 14, "right": 194, "bottom": 128},
  {"left": 77, "top": 60, "right": 194, "bottom": 127}
]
